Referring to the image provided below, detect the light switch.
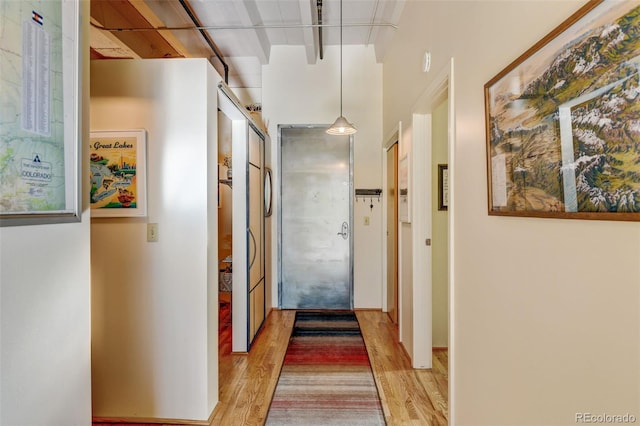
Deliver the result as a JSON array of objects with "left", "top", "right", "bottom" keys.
[
  {"left": 364, "top": 216, "right": 370, "bottom": 226},
  {"left": 147, "top": 223, "right": 159, "bottom": 242}
]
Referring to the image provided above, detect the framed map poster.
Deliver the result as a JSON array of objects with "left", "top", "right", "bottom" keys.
[
  {"left": 90, "top": 130, "right": 147, "bottom": 218},
  {"left": 0, "top": 0, "right": 81, "bottom": 226},
  {"left": 485, "top": 0, "right": 640, "bottom": 221}
]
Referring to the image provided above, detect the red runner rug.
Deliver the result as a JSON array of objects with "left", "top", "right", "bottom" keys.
[{"left": 265, "top": 311, "right": 386, "bottom": 425}]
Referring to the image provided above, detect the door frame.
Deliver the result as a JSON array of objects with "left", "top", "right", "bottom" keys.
[
  {"left": 276, "top": 124, "right": 354, "bottom": 310},
  {"left": 409, "top": 58, "right": 455, "bottom": 416},
  {"left": 384, "top": 142, "right": 399, "bottom": 324},
  {"left": 383, "top": 59, "right": 455, "bottom": 372},
  {"left": 218, "top": 82, "right": 268, "bottom": 352},
  {"left": 382, "top": 126, "right": 401, "bottom": 336}
]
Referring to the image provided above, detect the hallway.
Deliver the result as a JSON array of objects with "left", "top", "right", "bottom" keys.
[
  {"left": 211, "top": 309, "right": 448, "bottom": 425},
  {"left": 94, "top": 309, "right": 447, "bottom": 425}
]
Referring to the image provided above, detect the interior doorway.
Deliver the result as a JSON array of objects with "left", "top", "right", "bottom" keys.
[
  {"left": 386, "top": 142, "right": 399, "bottom": 324},
  {"left": 217, "top": 111, "right": 233, "bottom": 356},
  {"left": 278, "top": 125, "right": 353, "bottom": 310},
  {"left": 217, "top": 83, "right": 267, "bottom": 352},
  {"left": 392, "top": 59, "right": 454, "bottom": 371},
  {"left": 431, "top": 98, "right": 449, "bottom": 351}
]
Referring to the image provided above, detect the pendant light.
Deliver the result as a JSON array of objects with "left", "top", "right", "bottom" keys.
[{"left": 326, "top": 0, "right": 357, "bottom": 135}]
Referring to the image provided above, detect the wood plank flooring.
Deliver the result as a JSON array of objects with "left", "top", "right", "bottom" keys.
[
  {"left": 357, "top": 310, "right": 448, "bottom": 426},
  {"left": 210, "top": 309, "right": 295, "bottom": 425},
  {"left": 212, "top": 309, "right": 448, "bottom": 425},
  {"left": 93, "top": 309, "right": 448, "bottom": 426}
]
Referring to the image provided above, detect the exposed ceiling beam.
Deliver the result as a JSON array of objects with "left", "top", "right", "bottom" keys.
[
  {"left": 232, "top": 0, "right": 270, "bottom": 65},
  {"left": 300, "top": 0, "right": 319, "bottom": 64},
  {"left": 128, "top": 0, "right": 192, "bottom": 58},
  {"left": 370, "top": 0, "right": 405, "bottom": 62},
  {"left": 89, "top": 17, "right": 141, "bottom": 59},
  {"left": 178, "top": 0, "right": 229, "bottom": 83},
  {"left": 90, "top": 0, "right": 183, "bottom": 59}
]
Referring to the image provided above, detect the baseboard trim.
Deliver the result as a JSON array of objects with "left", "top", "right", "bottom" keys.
[
  {"left": 93, "top": 414, "right": 211, "bottom": 426},
  {"left": 399, "top": 340, "right": 412, "bottom": 362}
]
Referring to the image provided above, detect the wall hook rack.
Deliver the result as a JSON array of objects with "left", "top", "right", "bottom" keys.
[{"left": 355, "top": 189, "right": 382, "bottom": 210}]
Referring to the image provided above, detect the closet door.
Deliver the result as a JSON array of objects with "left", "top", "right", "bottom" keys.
[
  {"left": 220, "top": 83, "right": 267, "bottom": 352},
  {"left": 247, "top": 127, "right": 265, "bottom": 344}
]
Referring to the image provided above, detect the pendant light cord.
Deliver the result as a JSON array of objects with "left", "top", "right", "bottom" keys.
[
  {"left": 339, "top": 0, "right": 343, "bottom": 117},
  {"left": 326, "top": 0, "right": 356, "bottom": 135}
]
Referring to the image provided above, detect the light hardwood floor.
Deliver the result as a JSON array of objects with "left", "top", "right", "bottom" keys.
[
  {"left": 211, "top": 309, "right": 448, "bottom": 425},
  {"left": 94, "top": 309, "right": 448, "bottom": 426}
]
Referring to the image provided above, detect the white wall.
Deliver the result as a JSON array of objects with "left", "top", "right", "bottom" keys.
[
  {"left": 262, "top": 45, "right": 383, "bottom": 309},
  {"left": 398, "top": 121, "right": 414, "bottom": 352},
  {"left": 90, "top": 58, "right": 220, "bottom": 421},
  {"left": 0, "top": 223, "right": 92, "bottom": 426},
  {"left": 0, "top": 2, "right": 93, "bottom": 425},
  {"left": 384, "top": 1, "right": 640, "bottom": 424}
]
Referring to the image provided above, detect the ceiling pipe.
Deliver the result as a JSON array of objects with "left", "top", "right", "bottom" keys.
[
  {"left": 178, "top": 0, "right": 229, "bottom": 83},
  {"left": 317, "top": 0, "right": 324, "bottom": 60},
  {"left": 91, "top": 22, "right": 398, "bottom": 31}
]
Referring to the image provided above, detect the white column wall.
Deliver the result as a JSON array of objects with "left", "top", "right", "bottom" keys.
[
  {"left": 384, "top": 1, "right": 640, "bottom": 424},
  {"left": 0, "top": 1, "right": 92, "bottom": 424},
  {"left": 0, "top": 214, "right": 93, "bottom": 426},
  {"left": 262, "top": 45, "right": 383, "bottom": 309},
  {"left": 0, "top": 220, "right": 93, "bottom": 426},
  {"left": 90, "top": 58, "right": 219, "bottom": 421},
  {"left": 205, "top": 62, "right": 220, "bottom": 414}
]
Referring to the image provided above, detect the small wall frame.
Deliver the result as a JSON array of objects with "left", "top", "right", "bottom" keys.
[
  {"left": 485, "top": 0, "right": 640, "bottom": 221},
  {"left": 398, "top": 153, "right": 410, "bottom": 222},
  {"left": 89, "top": 130, "right": 147, "bottom": 218},
  {"left": 438, "top": 164, "right": 448, "bottom": 211}
]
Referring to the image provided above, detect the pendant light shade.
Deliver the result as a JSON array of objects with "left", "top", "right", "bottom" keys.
[
  {"left": 327, "top": 0, "right": 357, "bottom": 136},
  {"left": 326, "top": 115, "right": 357, "bottom": 135}
]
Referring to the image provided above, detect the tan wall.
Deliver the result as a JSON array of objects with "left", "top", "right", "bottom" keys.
[
  {"left": 384, "top": 1, "right": 640, "bottom": 424},
  {"left": 432, "top": 99, "right": 449, "bottom": 348}
]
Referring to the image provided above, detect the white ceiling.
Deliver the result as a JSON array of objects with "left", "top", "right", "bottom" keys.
[{"left": 90, "top": 0, "right": 406, "bottom": 88}]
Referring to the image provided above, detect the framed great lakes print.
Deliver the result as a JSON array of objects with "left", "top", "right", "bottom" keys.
[{"left": 89, "top": 130, "right": 147, "bottom": 218}]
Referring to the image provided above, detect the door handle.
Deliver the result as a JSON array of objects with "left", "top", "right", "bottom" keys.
[
  {"left": 337, "top": 221, "right": 349, "bottom": 239},
  {"left": 248, "top": 228, "right": 257, "bottom": 268}
]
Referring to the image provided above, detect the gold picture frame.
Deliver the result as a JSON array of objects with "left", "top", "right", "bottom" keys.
[{"left": 485, "top": 0, "right": 640, "bottom": 221}]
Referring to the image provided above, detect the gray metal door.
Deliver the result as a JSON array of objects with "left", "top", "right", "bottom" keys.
[{"left": 279, "top": 126, "right": 353, "bottom": 309}]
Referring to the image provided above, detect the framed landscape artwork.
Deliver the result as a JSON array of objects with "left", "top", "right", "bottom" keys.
[
  {"left": 485, "top": 0, "right": 640, "bottom": 221},
  {"left": 89, "top": 130, "right": 147, "bottom": 218}
]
